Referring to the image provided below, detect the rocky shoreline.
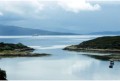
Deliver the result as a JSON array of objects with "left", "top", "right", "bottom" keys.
[
  {"left": 63, "top": 36, "right": 120, "bottom": 61},
  {"left": 63, "top": 45, "right": 120, "bottom": 53},
  {"left": 0, "top": 52, "right": 51, "bottom": 57}
]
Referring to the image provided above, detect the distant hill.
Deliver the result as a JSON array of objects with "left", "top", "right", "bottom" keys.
[
  {"left": 0, "top": 25, "right": 77, "bottom": 35},
  {"left": 89, "top": 31, "right": 120, "bottom": 35}
]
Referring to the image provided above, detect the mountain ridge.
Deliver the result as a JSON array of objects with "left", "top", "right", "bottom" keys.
[{"left": 0, "top": 25, "right": 77, "bottom": 35}]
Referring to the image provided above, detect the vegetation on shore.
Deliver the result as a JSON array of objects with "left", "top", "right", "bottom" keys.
[
  {"left": 63, "top": 36, "right": 120, "bottom": 61},
  {"left": 64, "top": 36, "right": 120, "bottom": 53},
  {"left": 0, "top": 42, "right": 50, "bottom": 57},
  {"left": 0, "top": 42, "right": 34, "bottom": 51}
]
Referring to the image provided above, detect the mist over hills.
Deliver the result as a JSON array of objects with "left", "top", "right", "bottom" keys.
[
  {"left": 89, "top": 31, "right": 120, "bottom": 35},
  {"left": 0, "top": 25, "right": 77, "bottom": 35}
]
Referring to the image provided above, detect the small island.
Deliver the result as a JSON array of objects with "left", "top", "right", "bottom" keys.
[
  {"left": 63, "top": 36, "right": 120, "bottom": 60},
  {"left": 0, "top": 42, "right": 50, "bottom": 57}
]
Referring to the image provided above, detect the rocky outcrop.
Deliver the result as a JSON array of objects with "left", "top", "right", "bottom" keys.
[{"left": 0, "top": 68, "right": 7, "bottom": 80}]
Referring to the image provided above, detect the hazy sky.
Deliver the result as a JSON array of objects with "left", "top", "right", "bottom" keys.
[{"left": 0, "top": 0, "right": 120, "bottom": 33}]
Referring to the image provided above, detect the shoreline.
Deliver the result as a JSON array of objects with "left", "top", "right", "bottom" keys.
[
  {"left": 63, "top": 45, "right": 120, "bottom": 53},
  {"left": 0, "top": 51, "right": 51, "bottom": 57},
  {"left": 0, "top": 42, "right": 51, "bottom": 58},
  {"left": 0, "top": 50, "right": 51, "bottom": 57},
  {"left": 63, "top": 36, "right": 120, "bottom": 54},
  {"left": 63, "top": 44, "right": 120, "bottom": 61},
  {"left": 84, "top": 54, "right": 120, "bottom": 61},
  {"left": 63, "top": 46, "right": 120, "bottom": 61}
]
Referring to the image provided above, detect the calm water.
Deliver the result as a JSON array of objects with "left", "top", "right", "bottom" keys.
[{"left": 0, "top": 35, "right": 120, "bottom": 80}]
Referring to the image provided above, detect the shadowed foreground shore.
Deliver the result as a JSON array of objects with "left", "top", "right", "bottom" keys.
[{"left": 0, "top": 68, "right": 7, "bottom": 80}]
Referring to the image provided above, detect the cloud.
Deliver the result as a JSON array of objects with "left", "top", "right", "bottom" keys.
[
  {"left": 0, "top": 0, "right": 101, "bottom": 16},
  {"left": 57, "top": 0, "right": 101, "bottom": 13},
  {"left": 0, "top": 0, "right": 44, "bottom": 18},
  {"left": 87, "top": 0, "right": 120, "bottom": 4},
  {"left": 1, "top": 0, "right": 120, "bottom": 17}
]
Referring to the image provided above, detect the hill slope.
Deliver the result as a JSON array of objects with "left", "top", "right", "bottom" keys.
[
  {"left": 0, "top": 25, "right": 77, "bottom": 35},
  {"left": 64, "top": 36, "right": 120, "bottom": 53}
]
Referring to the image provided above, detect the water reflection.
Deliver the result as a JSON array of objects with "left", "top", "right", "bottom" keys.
[
  {"left": 0, "top": 68, "right": 7, "bottom": 80},
  {"left": 1, "top": 35, "right": 120, "bottom": 80},
  {"left": 83, "top": 54, "right": 111, "bottom": 61},
  {"left": 83, "top": 54, "right": 120, "bottom": 69},
  {"left": 109, "top": 60, "right": 114, "bottom": 68}
]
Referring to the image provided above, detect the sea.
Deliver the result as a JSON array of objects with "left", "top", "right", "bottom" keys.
[{"left": 0, "top": 35, "right": 120, "bottom": 80}]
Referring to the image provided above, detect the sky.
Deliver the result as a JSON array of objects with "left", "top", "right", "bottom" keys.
[{"left": 0, "top": 0, "right": 120, "bottom": 34}]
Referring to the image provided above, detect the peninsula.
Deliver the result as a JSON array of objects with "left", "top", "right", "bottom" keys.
[
  {"left": 63, "top": 36, "right": 120, "bottom": 60},
  {"left": 64, "top": 36, "right": 120, "bottom": 53},
  {"left": 0, "top": 42, "right": 50, "bottom": 57}
]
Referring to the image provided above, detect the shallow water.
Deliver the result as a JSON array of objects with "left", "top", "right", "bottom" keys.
[{"left": 0, "top": 35, "right": 120, "bottom": 80}]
